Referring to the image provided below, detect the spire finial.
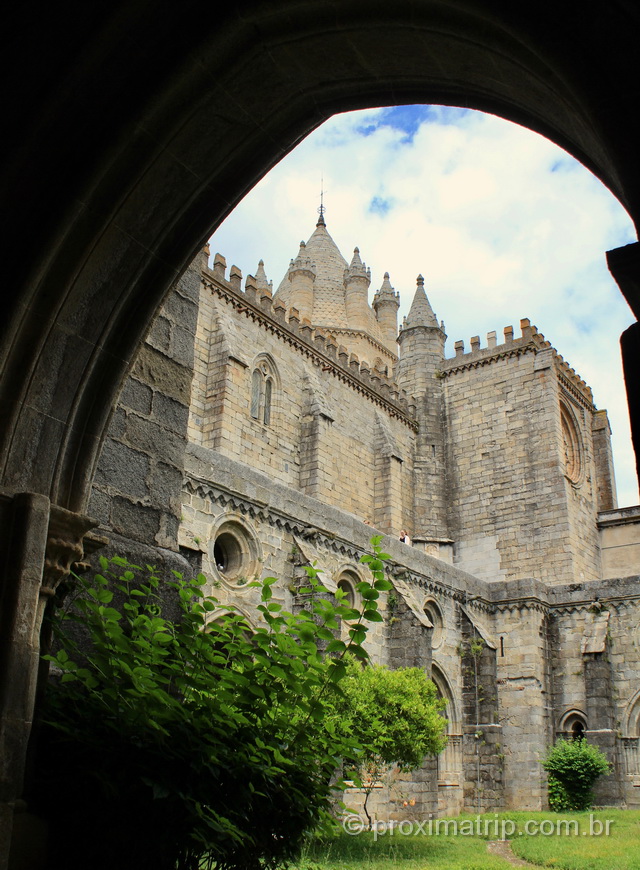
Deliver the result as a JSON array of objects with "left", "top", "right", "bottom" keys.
[{"left": 317, "top": 174, "right": 326, "bottom": 226}]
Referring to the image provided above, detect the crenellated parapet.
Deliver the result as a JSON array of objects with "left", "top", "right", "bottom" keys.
[
  {"left": 443, "top": 317, "right": 594, "bottom": 405},
  {"left": 204, "top": 254, "right": 418, "bottom": 427}
]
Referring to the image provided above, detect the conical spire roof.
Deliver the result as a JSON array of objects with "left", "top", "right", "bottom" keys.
[
  {"left": 274, "top": 213, "right": 349, "bottom": 326},
  {"left": 374, "top": 272, "right": 399, "bottom": 308},
  {"left": 379, "top": 272, "right": 394, "bottom": 295},
  {"left": 254, "top": 259, "right": 272, "bottom": 292},
  {"left": 345, "top": 246, "right": 370, "bottom": 283},
  {"left": 404, "top": 275, "right": 439, "bottom": 329}
]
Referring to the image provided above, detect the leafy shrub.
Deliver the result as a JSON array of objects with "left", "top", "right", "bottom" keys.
[
  {"left": 547, "top": 775, "right": 572, "bottom": 811},
  {"left": 542, "top": 738, "right": 611, "bottom": 811},
  {"left": 34, "top": 541, "right": 393, "bottom": 870}
]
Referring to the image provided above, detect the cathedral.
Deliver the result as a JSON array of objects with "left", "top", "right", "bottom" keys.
[
  {"left": 6, "top": 2, "right": 640, "bottom": 863},
  {"left": 96, "top": 210, "right": 640, "bottom": 818}
]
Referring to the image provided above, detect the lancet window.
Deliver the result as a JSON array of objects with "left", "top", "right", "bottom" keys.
[{"left": 250, "top": 356, "right": 278, "bottom": 425}]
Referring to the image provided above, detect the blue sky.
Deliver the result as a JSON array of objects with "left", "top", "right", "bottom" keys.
[{"left": 210, "top": 105, "right": 638, "bottom": 505}]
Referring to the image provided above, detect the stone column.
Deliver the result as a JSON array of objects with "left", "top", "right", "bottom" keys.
[
  {"left": 0, "top": 496, "right": 97, "bottom": 870},
  {"left": 300, "top": 376, "right": 334, "bottom": 502},
  {"left": 373, "top": 414, "right": 403, "bottom": 534},
  {"left": 387, "top": 593, "right": 438, "bottom": 819}
]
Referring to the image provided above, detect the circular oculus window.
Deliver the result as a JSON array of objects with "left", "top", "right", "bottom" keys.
[{"left": 211, "top": 518, "right": 260, "bottom": 589}]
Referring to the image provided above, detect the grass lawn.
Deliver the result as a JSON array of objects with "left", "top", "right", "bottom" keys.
[
  {"left": 511, "top": 809, "right": 640, "bottom": 869},
  {"left": 293, "top": 810, "right": 640, "bottom": 870}
]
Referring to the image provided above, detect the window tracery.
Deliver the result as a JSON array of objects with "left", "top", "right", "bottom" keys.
[
  {"left": 249, "top": 356, "right": 278, "bottom": 425},
  {"left": 560, "top": 400, "right": 583, "bottom": 485}
]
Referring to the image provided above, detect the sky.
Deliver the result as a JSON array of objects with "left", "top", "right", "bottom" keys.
[{"left": 209, "top": 105, "right": 639, "bottom": 506}]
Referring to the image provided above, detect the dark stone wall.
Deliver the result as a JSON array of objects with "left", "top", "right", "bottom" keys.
[{"left": 88, "top": 254, "right": 202, "bottom": 554}]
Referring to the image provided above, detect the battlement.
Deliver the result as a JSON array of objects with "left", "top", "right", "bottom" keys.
[
  {"left": 443, "top": 317, "right": 593, "bottom": 402},
  {"left": 448, "top": 318, "right": 546, "bottom": 358},
  {"left": 205, "top": 253, "right": 417, "bottom": 424}
]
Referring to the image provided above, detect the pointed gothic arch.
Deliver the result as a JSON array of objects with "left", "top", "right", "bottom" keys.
[
  {"left": 431, "top": 662, "right": 459, "bottom": 729},
  {"left": 557, "top": 708, "right": 588, "bottom": 740},
  {"left": 624, "top": 690, "right": 640, "bottom": 737}
]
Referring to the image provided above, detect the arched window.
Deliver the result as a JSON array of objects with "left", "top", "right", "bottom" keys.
[
  {"left": 557, "top": 710, "right": 588, "bottom": 741},
  {"left": 560, "top": 400, "right": 584, "bottom": 485},
  {"left": 337, "top": 574, "right": 358, "bottom": 608},
  {"left": 423, "top": 597, "right": 444, "bottom": 648},
  {"left": 335, "top": 568, "right": 362, "bottom": 640},
  {"left": 249, "top": 356, "right": 278, "bottom": 425}
]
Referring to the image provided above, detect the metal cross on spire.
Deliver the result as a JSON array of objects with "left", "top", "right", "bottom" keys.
[{"left": 317, "top": 174, "right": 326, "bottom": 225}]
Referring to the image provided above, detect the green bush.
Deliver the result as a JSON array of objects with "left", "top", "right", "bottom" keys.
[
  {"left": 542, "top": 738, "right": 611, "bottom": 811},
  {"left": 546, "top": 775, "right": 572, "bottom": 811},
  {"left": 34, "top": 542, "right": 393, "bottom": 870}
]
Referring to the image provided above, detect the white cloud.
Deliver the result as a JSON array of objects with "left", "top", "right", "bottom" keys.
[{"left": 210, "top": 106, "right": 638, "bottom": 506}]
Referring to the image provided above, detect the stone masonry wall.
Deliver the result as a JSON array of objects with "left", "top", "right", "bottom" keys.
[
  {"left": 592, "top": 410, "right": 617, "bottom": 512},
  {"left": 84, "top": 260, "right": 640, "bottom": 822},
  {"left": 557, "top": 380, "right": 603, "bottom": 584},
  {"left": 89, "top": 252, "right": 200, "bottom": 552},
  {"left": 493, "top": 603, "right": 550, "bottom": 810},
  {"left": 187, "top": 262, "right": 417, "bottom": 535},
  {"left": 443, "top": 324, "right": 601, "bottom": 585},
  {"left": 549, "top": 581, "right": 640, "bottom": 807},
  {"left": 458, "top": 608, "right": 504, "bottom": 812}
]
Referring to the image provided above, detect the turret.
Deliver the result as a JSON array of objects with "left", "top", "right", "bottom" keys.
[
  {"left": 254, "top": 259, "right": 273, "bottom": 295},
  {"left": 396, "top": 275, "right": 446, "bottom": 394},
  {"left": 286, "top": 240, "right": 316, "bottom": 321},
  {"left": 344, "top": 247, "right": 373, "bottom": 332},
  {"left": 373, "top": 272, "right": 400, "bottom": 354},
  {"left": 396, "top": 275, "right": 450, "bottom": 549}
]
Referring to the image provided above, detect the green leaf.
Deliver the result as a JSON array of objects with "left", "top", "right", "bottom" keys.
[
  {"left": 363, "top": 609, "right": 384, "bottom": 622},
  {"left": 325, "top": 639, "right": 346, "bottom": 654},
  {"left": 329, "top": 661, "right": 347, "bottom": 683}
]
